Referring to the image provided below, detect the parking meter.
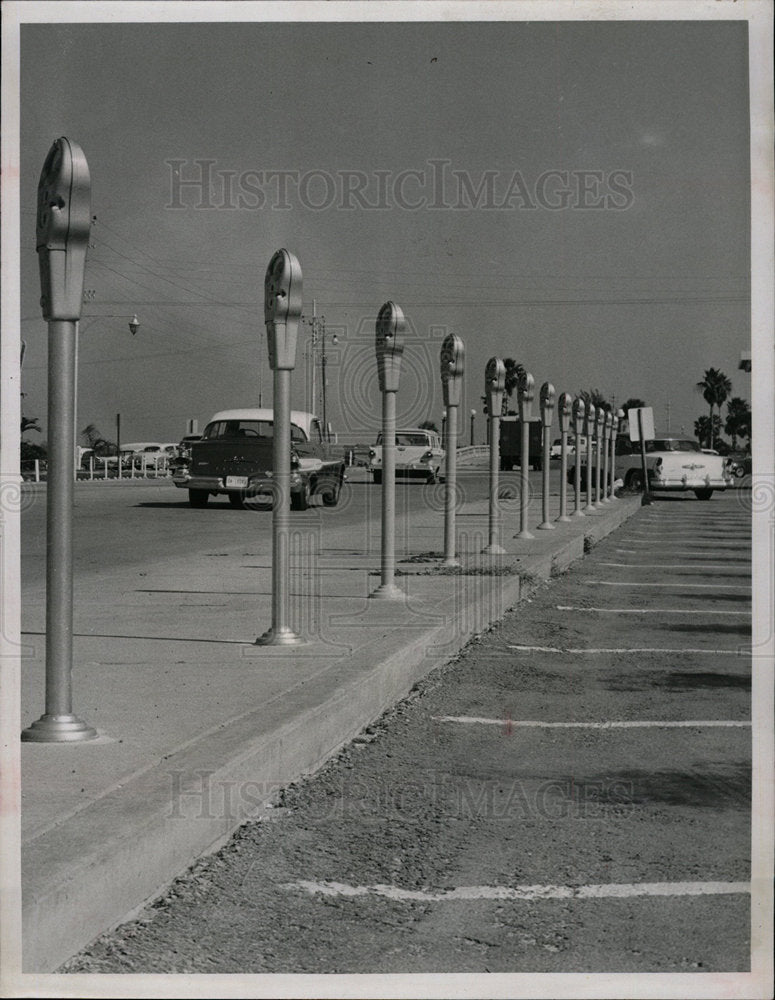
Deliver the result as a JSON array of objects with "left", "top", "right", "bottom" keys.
[
  {"left": 256, "top": 249, "right": 305, "bottom": 645},
  {"left": 611, "top": 408, "right": 625, "bottom": 500},
  {"left": 36, "top": 137, "right": 91, "bottom": 321},
  {"left": 594, "top": 407, "right": 605, "bottom": 504},
  {"left": 375, "top": 301, "right": 406, "bottom": 392},
  {"left": 584, "top": 403, "right": 596, "bottom": 511},
  {"left": 602, "top": 409, "right": 613, "bottom": 502},
  {"left": 485, "top": 356, "right": 506, "bottom": 417},
  {"left": 440, "top": 334, "right": 465, "bottom": 406},
  {"left": 557, "top": 392, "right": 573, "bottom": 522},
  {"left": 24, "top": 139, "right": 96, "bottom": 742},
  {"left": 371, "top": 302, "right": 406, "bottom": 598},
  {"left": 517, "top": 371, "right": 535, "bottom": 421},
  {"left": 264, "top": 249, "right": 302, "bottom": 370},
  {"left": 483, "top": 358, "right": 506, "bottom": 554},
  {"left": 440, "top": 334, "right": 465, "bottom": 566},
  {"left": 537, "top": 383, "right": 555, "bottom": 530},
  {"left": 515, "top": 372, "right": 535, "bottom": 540},
  {"left": 571, "top": 397, "right": 586, "bottom": 517}
]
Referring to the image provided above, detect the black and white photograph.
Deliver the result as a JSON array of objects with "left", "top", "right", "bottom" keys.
[{"left": 1, "top": 1, "right": 772, "bottom": 997}]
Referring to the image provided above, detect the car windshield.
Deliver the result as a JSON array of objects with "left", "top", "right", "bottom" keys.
[
  {"left": 377, "top": 433, "right": 430, "bottom": 446},
  {"left": 646, "top": 439, "right": 701, "bottom": 453},
  {"left": 203, "top": 420, "right": 307, "bottom": 442}
]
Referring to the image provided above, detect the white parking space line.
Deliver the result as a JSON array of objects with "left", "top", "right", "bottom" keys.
[
  {"left": 507, "top": 644, "right": 745, "bottom": 655},
  {"left": 555, "top": 605, "right": 749, "bottom": 616},
  {"left": 286, "top": 880, "right": 750, "bottom": 902},
  {"left": 432, "top": 716, "right": 751, "bottom": 728},
  {"left": 585, "top": 580, "right": 751, "bottom": 590},
  {"left": 598, "top": 562, "right": 749, "bottom": 571}
]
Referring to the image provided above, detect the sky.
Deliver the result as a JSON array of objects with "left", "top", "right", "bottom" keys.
[{"left": 16, "top": 11, "right": 754, "bottom": 446}]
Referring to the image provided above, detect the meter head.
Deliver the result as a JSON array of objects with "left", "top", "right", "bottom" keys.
[
  {"left": 36, "top": 137, "right": 91, "bottom": 320},
  {"left": 440, "top": 334, "right": 465, "bottom": 406},
  {"left": 264, "top": 249, "right": 302, "bottom": 370},
  {"left": 375, "top": 301, "right": 405, "bottom": 393}
]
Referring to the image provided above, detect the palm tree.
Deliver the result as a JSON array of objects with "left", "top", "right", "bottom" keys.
[
  {"left": 724, "top": 397, "right": 751, "bottom": 451},
  {"left": 621, "top": 397, "right": 647, "bottom": 413},
  {"left": 502, "top": 358, "right": 526, "bottom": 415},
  {"left": 578, "top": 388, "right": 611, "bottom": 412},
  {"left": 21, "top": 415, "right": 41, "bottom": 435},
  {"left": 695, "top": 368, "right": 732, "bottom": 450}
]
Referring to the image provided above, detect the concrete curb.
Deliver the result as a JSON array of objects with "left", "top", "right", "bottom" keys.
[{"left": 22, "top": 496, "right": 641, "bottom": 971}]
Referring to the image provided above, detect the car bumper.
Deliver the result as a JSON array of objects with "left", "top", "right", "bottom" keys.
[
  {"left": 650, "top": 476, "right": 732, "bottom": 491},
  {"left": 172, "top": 472, "right": 305, "bottom": 495}
]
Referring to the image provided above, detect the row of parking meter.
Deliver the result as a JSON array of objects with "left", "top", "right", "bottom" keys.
[{"left": 24, "top": 137, "right": 632, "bottom": 746}]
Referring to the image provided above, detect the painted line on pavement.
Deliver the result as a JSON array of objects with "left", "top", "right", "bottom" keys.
[
  {"left": 507, "top": 644, "right": 744, "bottom": 655},
  {"left": 432, "top": 715, "right": 750, "bottom": 728},
  {"left": 598, "top": 562, "right": 749, "bottom": 571},
  {"left": 584, "top": 580, "right": 750, "bottom": 590},
  {"left": 555, "top": 605, "right": 749, "bottom": 616},
  {"left": 286, "top": 880, "right": 750, "bottom": 902}
]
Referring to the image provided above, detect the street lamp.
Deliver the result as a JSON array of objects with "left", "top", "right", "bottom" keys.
[
  {"left": 74, "top": 312, "right": 139, "bottom": 474},
  {"left": 470, "top": 408, "right": 476, "bottom": 446},
  {"left": 320, "top": 319, "right": 339, "bottom": 441}
]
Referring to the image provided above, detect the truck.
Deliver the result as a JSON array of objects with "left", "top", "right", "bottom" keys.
[
  {"left": 499, "top": 416, "right": 544, "bottom": 471},
  {"left": 171, "top": 408, "right": 345, "bottom": 510}
]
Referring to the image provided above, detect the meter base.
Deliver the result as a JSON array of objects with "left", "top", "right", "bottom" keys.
[
  {"left": 22, "top": 713, "right": 97, "bottom": 743},
  {"left": 442, "top": 557, "right": 461, "bottom": 569},
  {"left": 369, "top": 582, "right": 405, "bottom": 600},
  {"left": 482, "top": 543, "right": 506, "bottom": 555},
  {"left": 571, "top": 508, "right": 585, "bottom": 518},
  {"left": 255, "top": 627, "right": 305, "bottom": 646},
  {"left": 536, "top": 521, "right": 555, "bottom": 531},
  {"left": 515, "top": 529, "right": 534, "bottom": 540}
]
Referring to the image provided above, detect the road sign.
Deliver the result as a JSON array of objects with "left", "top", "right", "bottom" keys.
[{"left": 628, "top": 407, "right": 654, "bottom": 442}]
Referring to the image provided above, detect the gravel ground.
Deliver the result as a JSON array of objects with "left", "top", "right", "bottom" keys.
[{"left": 62, "top": 495, "right": 752, "bottom": 975}]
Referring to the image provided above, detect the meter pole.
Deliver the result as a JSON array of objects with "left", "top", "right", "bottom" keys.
[
  {"left": 516, "top": 373, "right": 535, "bottom": 540},
  {"left": 584, "top": 404, "right": 596, "bottom": 513},
  {"left": 557, "top": 392, "right": 573, "bottom": 522},
  {"left": 537, "top": 382, "right": 555, "bottom": 530},
  {"left": 256, "top": 249, "right": 305, "bottom": 644},
  {"left": 371, "top": 302, "right": 405, "bottom": 599},
  {"left": 440, "top": 334, "right": 465, "bottom": 567},
  {"left": 482, "top": 357, "right": 506, "bottom": 554},
  {"left": 572, "top": 397, "right": 585, "bottom": 518},
  {"left": 23, "top": 138, "right": 96, "bottom": 741}
]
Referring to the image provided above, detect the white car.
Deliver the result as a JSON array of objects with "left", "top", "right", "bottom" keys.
[
  {"left": 615, "top": 437, "right": 733, "bottom": 500},
  {"left": 368, "top": 428, "right": 445, "bottom": 484}
]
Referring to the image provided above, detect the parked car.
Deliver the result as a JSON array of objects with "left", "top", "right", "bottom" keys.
[
  {"left": 367, "top": 428, "right": 444, "bottom": 484},
  {"left": 616, "top": 437, "right": 733, "bottom": 500},
  {"left": 728, "top": 452, "right": 752, "bottom": 479},
  {"left": 172, "top": 409, "right": 345, "bottom": 509}
]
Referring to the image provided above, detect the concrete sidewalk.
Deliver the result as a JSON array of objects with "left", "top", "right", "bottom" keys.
[{"left": 19, "top": 477, "right": 642, "bottom": 971}]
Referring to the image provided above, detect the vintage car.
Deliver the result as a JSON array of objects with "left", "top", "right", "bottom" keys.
[
  {"left": 614, "top": 437, "right": 734, "bottom": 500},
  {"left": 368, "top": 428, "right": 444, "bottom": 484},
  {"left": 172, "top": 408, "right": 345, "bottom": 509}
]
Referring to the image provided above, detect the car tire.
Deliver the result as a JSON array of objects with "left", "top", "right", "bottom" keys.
[
  {"left": 734, "top": 465, "right": 745, "bottom": 479},
  {"left": 291, "top": 481, "right": 311, "bottom": 511},
  {"left": 694, "top": 489, "right": 713, "bottom": 501},
  {"left": 625, "top": 470, "right": 643, "bottom": 491},
  {"left": 228, "top": 492, "right": 245, "bottom": 509},
  {"left": 321, "top": 481, "right": 341, "bottom": 507},
  {"left": 189, "top": 489, "right": 209, "bottom": 508},
  {"left": 426, "top": 469, "right": 438, "bottom": 485},
  {"left": 372, "top": 471, "right": 382, "bottom": 485}
]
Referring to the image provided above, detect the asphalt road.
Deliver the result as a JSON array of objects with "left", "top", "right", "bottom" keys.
[
  {"left": 61, "top": 490, "right": 752, "bottom": 975},
  {"left": 20, "top": 466, "right": 561, "bottom": 586}
]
